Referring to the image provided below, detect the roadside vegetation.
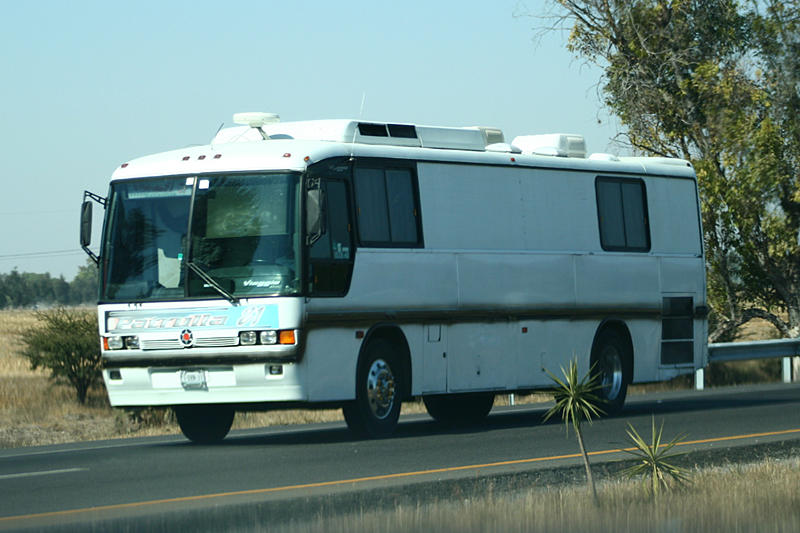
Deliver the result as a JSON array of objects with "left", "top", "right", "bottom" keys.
[
  {"left": 543, "top": 360, "right": 605, "bottom": 502},
  {"left": 266, "top": 458, "right": 800, "bottom": 533}
]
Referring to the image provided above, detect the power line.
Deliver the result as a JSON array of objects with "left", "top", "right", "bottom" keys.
[
  {"left": 0, "top": 209, "right": 76, "bottom": 216},
  {"left": 0, "top": 249, "right": 85, "bottom": 260}
]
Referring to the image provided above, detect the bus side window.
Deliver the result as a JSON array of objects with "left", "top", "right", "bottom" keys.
[
  {"left": 309, "top": 180, "right": 354, "bottom": 295},
  {"left": 596, "top": 177, "right": 650, "bottom": 252},
  {"left": 354, "top": 165, "right": 421, "bottom": 247}
]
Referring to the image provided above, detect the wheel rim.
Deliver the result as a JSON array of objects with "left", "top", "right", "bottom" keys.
[
  {"left": 366, "top": 358, "right": 396, "bottom": 420},
  {"left": 598, "top": 345, "right": 623, "bottom": 401}
]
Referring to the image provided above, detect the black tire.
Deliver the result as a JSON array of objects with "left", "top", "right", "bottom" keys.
[
  {"left": 423, "top": 392, "right": 495, "bottom": 426},
  {"left": 174, "top": 405, "right": 235, "bottom": 443},
  {"left": 590, "top": 328, "right": 631, "bottom": 415},
  {"left": 342, "top": 339, "right": 403, "bottom": 438}
]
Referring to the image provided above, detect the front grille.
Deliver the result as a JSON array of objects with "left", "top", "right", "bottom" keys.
[
  {"left": 195, "top": 336, "right": 239, "bottom": 348},
  {"left": 141, "top": 339, "right": 183, "bottom": 350},
  {"left": 140, "top": 336, "right": 240, "bottom": 350}
]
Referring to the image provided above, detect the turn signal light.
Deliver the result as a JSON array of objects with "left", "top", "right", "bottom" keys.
[{"left": 279, "top": 330, "right": 296, "bottom": 345}]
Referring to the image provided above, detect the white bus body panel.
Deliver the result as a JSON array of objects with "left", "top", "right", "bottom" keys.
[{"left": 98, "top": 120, "right": 707, "bottom": 409}]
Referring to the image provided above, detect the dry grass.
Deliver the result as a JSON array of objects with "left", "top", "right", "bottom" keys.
[
  {"left": 268, "top": 458, "right": 800, "bottom": 533},
  {"left": 0, "top": 310, "right": 178, "bottom": 447}
]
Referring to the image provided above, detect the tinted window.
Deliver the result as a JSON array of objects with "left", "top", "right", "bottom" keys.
[
  {"left": 386, "top": 169, "right": 417, "bottom": 243},
  {"left": 354, "top": 165, "right": 421, "bottom": 247},
  {"left": 311, "top": 181, "right": 352, "bottom": 260},
  {"left": 354, "top": 168, "right": 390, "bottom": 242},
  {"left": 308, "top": 179, "right": 354, "bottom": 296},
  {"left": 596, "top": 178, "right": 650, "bottom": 251}
]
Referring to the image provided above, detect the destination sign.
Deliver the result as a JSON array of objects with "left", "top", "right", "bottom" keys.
[{"left": 105, "top": 305, "right": 278, "bottom": 333}]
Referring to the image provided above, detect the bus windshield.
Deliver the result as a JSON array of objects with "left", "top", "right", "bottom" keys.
[{"left": 101, "top": 172, "right": 302, "bottom": 302}]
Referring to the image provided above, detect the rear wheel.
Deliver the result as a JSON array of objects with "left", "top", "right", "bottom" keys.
[
  {"left": 591, "top": 328, "right": 631, "bottom": 415},
  {"left": 174, "top": 405, "right": 235, "bottom": 444},
  {"left": 343, "top": 339, "right": 403, "bottom": 438},
  {"left": 423, "top": 392, "right": 495, "bottom": 426}
]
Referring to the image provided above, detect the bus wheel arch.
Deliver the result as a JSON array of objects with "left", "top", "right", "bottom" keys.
[
  {"left": 342, "top": 324, "right": 411, "bottom": 437},
  {"left": 590, "top": 321, "right": 633, "bottom": 415},
  {"left": 360, "top": 324, "right": 412, "bottom": 400}
]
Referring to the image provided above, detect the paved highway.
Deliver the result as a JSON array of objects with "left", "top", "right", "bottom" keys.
[{"left": 1, "top": 383, "right": 799, "bottom": 531}]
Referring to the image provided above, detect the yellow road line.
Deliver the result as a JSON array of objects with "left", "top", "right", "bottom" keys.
[{"left": 3, "top": 427, "right": 799, "bottom": 524}]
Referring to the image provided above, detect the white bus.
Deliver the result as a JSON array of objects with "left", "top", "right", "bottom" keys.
[{"left": 80, "top": 112, "right": 707, "bottom": 442}]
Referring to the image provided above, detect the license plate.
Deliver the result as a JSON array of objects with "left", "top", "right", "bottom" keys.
[{"left": 180, "top": 369, "right": 207, "bottom": 390}]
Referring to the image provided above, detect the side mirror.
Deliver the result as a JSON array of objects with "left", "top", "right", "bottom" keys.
[
  {"left": 80, "top": 201, "right": 93, "bottom": 248},
  {"left": 80, "top": 190, "right": 106, "bottom": 265},
  {"left": 306, "top": 184, "right": 326, "bottom": 246}
]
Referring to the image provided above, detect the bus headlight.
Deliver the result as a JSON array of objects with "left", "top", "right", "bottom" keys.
[
  {"left": 123, "top": 336, "right": 140, "bottom": 349},
  {"left": 105, "top": 336, "right": 124, "bottom": 350},
  {"left": 240, "top": 331, "right": 258, "bottom": 345},
  {"left": 259, "top": 330, "right": 278, "bottom": 345}
]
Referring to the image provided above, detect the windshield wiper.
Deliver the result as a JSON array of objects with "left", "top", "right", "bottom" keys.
[{"left": 187, "top": 261, "right": 239, "bottom": 304}]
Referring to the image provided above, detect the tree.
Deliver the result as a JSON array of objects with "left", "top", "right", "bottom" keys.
[
  {"left": 546, "top": 1, "right": 800, "bottom": 348},
  {"left": 20, "top": 307, "right": 103, "bottom": 404},
  {"left": 69, "top": 260, "right": 99, "bottom": 304},
  {"left": 544, "top": 360, "right": 605, "bottom": 504}
]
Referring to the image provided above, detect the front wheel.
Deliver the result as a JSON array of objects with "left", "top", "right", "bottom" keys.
[
  {"left": 174, "top": 405, "right": 235, "bottom": 444},
  {"left": 423, "top": 393, "right": 495, "bottom": 426},
  {"left": 343, "top": 339, "right": 403, "bottom": 438},
  {"left": 591, "top": 329, "right": 631, "bottom": 415}
]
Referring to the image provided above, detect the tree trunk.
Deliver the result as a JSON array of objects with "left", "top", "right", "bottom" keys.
[{"left": 575, "top": 426, "right": 598, "bottom": 505}]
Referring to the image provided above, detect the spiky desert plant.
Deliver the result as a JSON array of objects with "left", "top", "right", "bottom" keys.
[
  {"left": 622, "top": 417, "right": 690, "bottom": 499},
  {"left": 543, "top": 359, "right": 605, "bottom": 503}
]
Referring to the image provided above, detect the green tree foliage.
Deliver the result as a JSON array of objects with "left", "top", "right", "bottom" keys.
[
  {"left": 549, "top": 0, "right": 800, "bottom": 341},
  {"left": 20, "top": 307, "right": 102, "bottom": 404},
  {"left": 0, "top": 260, "right": 98, "bottom": 309},
  {"left": 544, "top": 360, "right": 605, "bottom": 503}
]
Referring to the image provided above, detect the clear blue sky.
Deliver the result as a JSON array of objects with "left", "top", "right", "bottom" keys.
[{"left": 0, "top": 0, "right": 620, "bottom": 280}]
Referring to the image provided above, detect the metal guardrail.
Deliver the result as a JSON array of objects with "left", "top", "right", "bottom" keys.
[{"left": 696, "top": 338, "right": 799, "bottom": 390}]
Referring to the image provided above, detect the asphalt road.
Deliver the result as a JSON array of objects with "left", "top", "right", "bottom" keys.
[{"left": 1, "top": 383, "right": 799, "bottom": 531}]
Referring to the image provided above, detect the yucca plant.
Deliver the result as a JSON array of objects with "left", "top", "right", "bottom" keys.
[
  {"left": 622, "top": 417, "right": 690, "bottom": 499},
  {"left": 543, "top": 359, "right": 605, "bottom": 503}
]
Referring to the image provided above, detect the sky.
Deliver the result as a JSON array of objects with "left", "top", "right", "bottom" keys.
[{"left": 0, "top": 0, "right": 621, "bottom": 280}]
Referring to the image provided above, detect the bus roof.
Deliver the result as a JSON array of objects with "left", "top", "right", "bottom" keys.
[{"left": 110, "top": 117, "right": 696, "bottom": 181}]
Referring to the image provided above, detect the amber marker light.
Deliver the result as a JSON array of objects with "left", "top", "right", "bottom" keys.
[{"left": 279, "top": 330, "right": 296, "bottom": 345}]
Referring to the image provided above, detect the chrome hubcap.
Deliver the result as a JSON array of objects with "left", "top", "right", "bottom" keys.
[
  {"left": 599, "top": 346, "right": 623, "bottom": 400},
  {"left": 366, "top": 358, "right": 396, "bottom": 420}
]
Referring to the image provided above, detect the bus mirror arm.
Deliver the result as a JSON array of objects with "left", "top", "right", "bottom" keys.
[
  {"left": 80, "top": 190, "right": 107, "bottom": 265},
  {"left": 306, "top": 186, "right": 326, "bottom": 246}
]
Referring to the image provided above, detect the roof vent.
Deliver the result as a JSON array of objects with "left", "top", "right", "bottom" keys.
[
  {"left": 512, "top": 133, "right": 586, "bottom": 158},
  {"left": 486, "top": 143, "right": 521, "bottom": 154},
  {"left": 588, "top": 153, "right": 620, "bottom": 162},
  {"left": 466, "top": 127, "right": 505, "bottom": 146}
]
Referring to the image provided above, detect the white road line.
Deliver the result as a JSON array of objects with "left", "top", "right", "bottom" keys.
[{"left": 0, "top": 468, "right": 87, "bottom": 480}]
